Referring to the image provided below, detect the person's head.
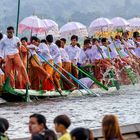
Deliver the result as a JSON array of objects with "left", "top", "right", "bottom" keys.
[
  {"left": 0, "top": 118, "right": 9, "bottom": 133},
  {"left": 102, "top": 115, "right": 124, "bottom": 140},
  {"left": 44, "top": 129, "right": 57, "bottom": 140},
  {"left": 83, "top": 39, "right": 91, "bottom": 50},
  {"left": 41, "top": 39, "right": 47, "bottom": 44},
  {"left": 21, "top": 37, "right": 28, "bottom": 46},
  {"left": 29, "top": 114, "right": 47, "bottom": 135},
  {"left": 55, "top": 40, "right": 62, "bottom": 48},
  {"left": 71, "top": 35, "right": 78, "bottom": 46},
  {"left": 60, "top": 38, "right": 66, "bottom": 48},
  {"left": 92, "top": 38, "right": 98, "bottom": 45},
  {"left": 7, "top": 26, "right": 14, "bottom": 38},
  {"left": 46, "top": 35, "right": 53, "bottom": 44},
  {"left": 0, "top": 33, "right": 3, "bottom": 41},
  {"left": 30, "top": 36, "right": 40, "bottom": 46},
  {"left": 133, "top": 31, "right": 139, "bottom": 39},
  {"left": 71, "top": 127, "right": 94, "bottom": 140},
  {"left": 53, "top": 115, "right": 71, "bottom": 133},
  {"left": 122, "top": 31, "right": 129, "bottom": 40},
  {"left": 101, "top": 38, "right": 108, "bottom": 46}
]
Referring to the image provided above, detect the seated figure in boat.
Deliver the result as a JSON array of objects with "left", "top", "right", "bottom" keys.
[{"left": 0, "top": 26, "right": 30, "bottom": 89}]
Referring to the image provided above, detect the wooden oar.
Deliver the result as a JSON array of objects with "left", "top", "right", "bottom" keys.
[
  {"left": 38, "top": 53, "right": 99, "bottom": 97},
  {"left": 73, "top": 64, "right": 108, "bottom": 91},
  {"left": 28, "top": 51, "right": 65, "bottom": 96}
]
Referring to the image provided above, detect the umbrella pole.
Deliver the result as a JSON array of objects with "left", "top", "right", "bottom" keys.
[{"left": 16, "top": 0, "right": 20, "bottom": 36}]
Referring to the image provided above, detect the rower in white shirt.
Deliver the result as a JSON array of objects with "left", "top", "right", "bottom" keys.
[
  {"left": 46, "top": 35, "right": 62, "bottom": 92},
  {"left": 0, "top": 26, "right": 29, "bottom": 88},
  {"left": 56, "top": 39, "right": 76, "bottom": 91},
  {"left": 28, "top": 36, "right": 49, "bottom": 90},
  {"left": 65, "top": 35, "right": 81, "bottom": 86}
]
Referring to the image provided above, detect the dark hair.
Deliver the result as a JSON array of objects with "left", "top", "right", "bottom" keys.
[
  {"left": 30, "top": 36, "right": 38, "bottom": 43},
  {"left": 7, "top": 26, "right": 14, "bottom": 31},
  {"left": 101, "top": 38, "right": 107, "bottom": 43},
  {"left": 44, "top": 129, "right": 57, "bottom": 140},
  {"left": 41, "top": 39, "right": 47, "bottom": 44},
  {"left": 46, "top": 35, "right": 53, "bottom": 43},
  {"left": 71, "top": 35, "right": 78, "bottom": 41},
  {"left": 77, "top": 43, "right": 81, "bottom": 48},
  {"left": 60, "top": 38, "right": 66, "bottom": 44},
  {"left": 0, "top": 118, "right": 9, "bottom": 133},
  {"left": 84, "top": 39, "right": 91, "bottom": 45},
  {"left": 21, "top": 37, "right": 28, "bottom": 42},
  {"left": 55, "top": 40, "right": 61, "bottom": 48},
  {"left": 54, "top": 115, "right": 71, "bottom": 129},
  {"left": 30, "top": 114, "right": 47, "bottom": 129},
  {"left": 71, "top": 127, "right": 90, "bottom": 140},
  {"left": 133, "top": 31, "right": 139, "bottom": 38},
  {"left": 0, "top": 33, "right": 3, "bottom": 40}
]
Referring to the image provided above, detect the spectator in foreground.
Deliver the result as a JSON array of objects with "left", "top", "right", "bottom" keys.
[
  {"left": 70, "top": 127, "right": 94, "bottom": 140},
  {"left": 54, "top": 115, "right": 71, "bottom": 140},
  {"left": 102, "top": 115, "right": 124, "bottom": 140},
  {"left": 0, "top": 118, "right": 9, "bottom": 140},
  {"left": 29, "top": 113, "right": 57, "bottom": 140}
]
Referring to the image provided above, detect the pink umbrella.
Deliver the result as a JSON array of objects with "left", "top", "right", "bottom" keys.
[{"left": 19, "top": 16, "right": 46, "bottom": 34}]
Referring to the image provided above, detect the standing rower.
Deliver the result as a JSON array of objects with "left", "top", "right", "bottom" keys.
[
  {"left": 0, "top": 26, "right": 30, "bottom": 88},
  {"left": 65, "top": 35, "right": 81, "bottom": 86},
  {"left": 46, "top": 35, "right": 62, "bottom": 93}
]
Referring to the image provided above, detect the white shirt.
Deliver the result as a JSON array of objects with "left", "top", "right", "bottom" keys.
[
  {"left": 60, "top": 48, "right": 70, "bottom": 62},
  {"left": 79, "top": 49, "right": 88, "bottom": 65},
  {"left": 85, "top": 46, "right": 107, "bottom": 62},
  {"left": 65, "top": 45, "right": 81, "bottom": 64},
  {"left": 48, "top": 43, "right": 61, "bottom": 64},
  {"left": 0, "top": 36, "right": 20, "bottom": 56},
  {"left": 38, "top": 43, "right": 52, "bottom": 62},
  {"left": 108, "top": 44, "right": 119, "bottom": 59},
  {"left": 28, "top": 44, "right": 39, "bottom": 58}
]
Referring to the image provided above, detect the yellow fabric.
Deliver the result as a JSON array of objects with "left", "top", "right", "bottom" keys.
[{"left": 59, "top": 132, "right": 71, "bottom": 140}]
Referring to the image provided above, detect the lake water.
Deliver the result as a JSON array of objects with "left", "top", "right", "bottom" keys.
[{"left": 0, "top": 84, "right": 140, "bottom": 139}]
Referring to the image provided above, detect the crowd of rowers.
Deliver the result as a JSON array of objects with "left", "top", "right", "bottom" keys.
[{"left": 0, "top": 26, "right": 140, "bottom": 92}]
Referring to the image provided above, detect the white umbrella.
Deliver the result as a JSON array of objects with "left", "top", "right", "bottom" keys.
[
  {"left": 111, "top": 17, "right": 129, "bottom": 30},
  {"left": 60, "top": 22, "right": 88, "bottom": 37},
  {"left": 88, "top": 17, "right": 112, "bottom": 35},
  {"left": 42, "top": 19, "right": 58, "bottom": 31},
  {"left": 19, "top": 16, "right": 46, "bottom": 34},
  {"left": 128, "top": 17, "right": 140, "bottom": 30}
]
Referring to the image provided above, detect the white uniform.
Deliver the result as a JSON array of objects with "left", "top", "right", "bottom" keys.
[
  {"left": 123, "top": 39, "right": 136, "bottom": 55},
  {"left": 38, "top": 43, "right": 52, "bottom": 62},
  {"left": 48, "top": 43, "right": 61, "bottom": 64},
  {"left": 79, "top": 49, "right": 88, "bottom": 65},
  {"left": 0, "top": 36, "right": 20, "bottom": 56},
  {"left": 65, "top": 45, "right": 81, "bottom": 64},
  {"left": 59, "top": 48, "right": 70, "bottom": 62}
]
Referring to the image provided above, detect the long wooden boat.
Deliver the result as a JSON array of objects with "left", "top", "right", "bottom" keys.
[{"left": 0, "top": 78, "right": 117, "bottom": 102}]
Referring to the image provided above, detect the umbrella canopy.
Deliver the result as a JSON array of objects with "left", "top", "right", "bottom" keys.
[
  {"left": 128, "top": 17, "right": 140, "bottom": 30},
  {"left": 60, "top": 22, "right": 88, "bottom": 37},
  {"left": 19, "top": 16, "right": 46, "bottom": 34},
  {"left": 88, "top": 18, "right": 112, "bottom": 35},
  {"left": 42, "top": 19, "right": 59, "bottom": 36},
  {"left": 111, "top": 17, "right": 129, "bottom": 30}
]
